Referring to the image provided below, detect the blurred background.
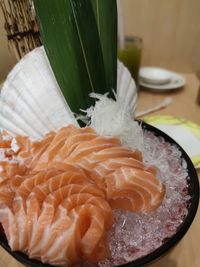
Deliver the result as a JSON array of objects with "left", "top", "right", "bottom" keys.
[{"left": 0, "top": 0, "right": 200, "bottom": 83}]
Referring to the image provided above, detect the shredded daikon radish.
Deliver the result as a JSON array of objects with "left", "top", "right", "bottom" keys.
[{"left": 81, "top": 93, "right": 144, "bottom": 152}]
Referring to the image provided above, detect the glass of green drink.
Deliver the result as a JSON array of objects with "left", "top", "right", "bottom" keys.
[{"left": 118, "top": 36, "right": 142, "bottom": 88}]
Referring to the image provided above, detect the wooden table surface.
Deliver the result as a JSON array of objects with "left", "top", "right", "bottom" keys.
[{"left": 0, "top": 73, "right": 199, "bottom": 267}]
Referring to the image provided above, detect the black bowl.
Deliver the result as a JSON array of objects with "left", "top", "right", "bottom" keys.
[{"left": 0, "top": 121, "right": 199, "bottom": 267}]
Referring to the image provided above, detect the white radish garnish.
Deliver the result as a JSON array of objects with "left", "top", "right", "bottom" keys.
[{"left": 81, "top": 93, "right": 144, "bottom": 152}]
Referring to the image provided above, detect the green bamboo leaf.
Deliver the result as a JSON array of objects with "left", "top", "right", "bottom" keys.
[
  {"left": 34, "top": 0, "right": 107, "bottom": 114},
  {"left": 90, "top": 0, "right": 118, "bottom": 91}
]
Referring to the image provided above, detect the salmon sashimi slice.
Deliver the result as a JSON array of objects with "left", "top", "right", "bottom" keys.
[
  {"left": 87, "top": 146, "right": 142, "bottom": 162},
  {"left": 33, "top": 126, "right": 77, "bottom": 169},
  {"left": 0, "top": 134, "right": 31, "bottom": 164},
  {"left": 12, "top": 170, "right": 62, "bottom": 251},
  {"left": 56, "top": 193, "right": 112, "bottom": 229},
  {"left": 40, "top": 211, "right": 80, "bottom": 266},
  {"left": 26, "top": 167, "right": 104, "bottom": 252},
  {"left": 0, "top": 170, "right": 55, "bottom": 209},
  {"left": 0, "top": 170, "right": 62, "bottom": 252},
  {"left": 75, "top": 147, "right": 143, "bottom": 187},
  {"left": 58, "top": 127, "right": 97, "bottom": 159},
  {"left": 41, "top": 205, "right": 110, "bottom": 265},
  {"left": 0, "top": 131, "right": 12, "bottom": 148},
  {"left": 0, "top": 136, "right": 31, "bottom": 165},
  {"left": 28, "top": 184, "right": 106, "bottom": 258},
  {"left": 106, "top": 167, "right": 165, "bottom": 212},
  {"left": 33, "top": 126, "right": 96, "bottom": 172},
  {"left": 59, "top": 132, "right": 97, "bottom": 160},
  {"left": 15, "top": 135, "right": 31, "bottom": 154},
  {"left": 0, "top": 174, "right": 26, "bottom": 207},
  {"left": 25, "top": 132, "right": 55, "bottom": 170},
  {"left": 30, "top": 166, "right": 99, "bottom": 202},
  {"left": 84, "top": 157, "right": 145, "bottom": 182},
  {"left": 67, "top": 136, "right": 121, "bottom": 163},
  {"left": 36, "top": 194, "right": 112, "bottom": 262},
  {"left": 15, "top": 169, "right": 62, "bottom": 200},
  {"left": 26, "top": 171, "right": 95, "bottom": 250},
  {"left": 0, "top": 124, "right": 166, "bottom": 266},
  {"left": 0, "top": 134, "right": 30, "bottom": 162},
  {"left": 76, "top": 147, "right": 143, "bottom": 174},
  {"left": 0, "top": 206, "right": 19, "bottom": 250},
  {"left": 68, "top": 194, "right": 112, "bottom": 228},
  {"left": 0, "top": 172, "right": 45, "bottom": 251},
  {"left": 90, "top": 158, "right": 158, "bottom": 181},
  {"left": 0, "top": 134, "right": 21, "bottom": 249},
  {"left": 0, "top": 161, "right": 27, "bottom": 182},
  {"left": 75, "top": 205, "right": 110, "bottom": 262},
  {"left": 3, "top": 135, "right": 31, "bottom": 159},
  {"left": 0, "top": 169, "right": 60, "bottom": 209}
]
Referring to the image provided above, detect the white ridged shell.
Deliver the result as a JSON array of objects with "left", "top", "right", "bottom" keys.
[
  {"left": 0, "top": 47, "right": 78, "bottom": 139},
  {"left": 117, "top": 60, "right": 137, "bottom": 114},
  {"left": 0, "top": 47, "right": 137, "bottom": 139}
]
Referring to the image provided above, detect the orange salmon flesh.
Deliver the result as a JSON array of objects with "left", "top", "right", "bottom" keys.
[{"left": 0, "top": 125, "right": 165, "bottom": 266}]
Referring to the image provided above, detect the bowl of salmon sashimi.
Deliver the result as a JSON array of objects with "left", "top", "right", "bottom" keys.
[{"left": 0, "top": 121, "right": 199, "bottom": 267}]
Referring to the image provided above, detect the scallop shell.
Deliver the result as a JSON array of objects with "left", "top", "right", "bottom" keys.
[
  {"left": 117, "top": 60, "right": 137, "bottom": 114},
  {"left": 0, "top": 47, "right": 137, "bottom": 139},
  {"left": 0, "top": 47, "right": 78, "bottom": 139}
]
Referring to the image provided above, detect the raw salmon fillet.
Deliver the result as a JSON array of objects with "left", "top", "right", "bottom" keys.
[
  {"left": 0, "top": 125, "right": 165, "bottom": 266},
  {"left": 106, "top": 167, "right": 165, "bottom": 212}
]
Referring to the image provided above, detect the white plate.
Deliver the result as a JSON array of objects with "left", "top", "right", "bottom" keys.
[
  {"left": 139, "top": 71, "right": 186, "bottom": 91},
  {"left": 139, "top": 67, "right": 171, "bottom": 85},
  {"left": 144, "top": 115, "right": 200, "bottom": 169}
]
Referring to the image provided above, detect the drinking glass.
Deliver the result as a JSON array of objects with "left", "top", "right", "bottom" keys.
[{"left": 118, "top": 36, "right": 142, "bottom": 88}]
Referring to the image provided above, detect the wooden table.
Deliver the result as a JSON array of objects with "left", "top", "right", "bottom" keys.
[
  {"left": 137, "top": 73, "right": 200, "bottom": 175},
  {"left": 0, "top": 74, "right": 199, "bottom": 267},
  {"left": 137, "top": 73, "right": 200, "bottom": 125}
]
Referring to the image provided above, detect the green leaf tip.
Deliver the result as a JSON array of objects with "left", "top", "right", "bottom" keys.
[{"left": 34, "top": 0, "right": 117, "bottom": 114}]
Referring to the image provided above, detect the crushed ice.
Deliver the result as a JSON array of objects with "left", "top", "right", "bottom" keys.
[{"left": 97, "top": 131, "right": 191, "bottom": 267}]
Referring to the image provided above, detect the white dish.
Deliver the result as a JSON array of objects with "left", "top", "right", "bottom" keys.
[
  {"left": 139, "top": 67, "right": 171, "bottom": 85},
  {"left": 144, "top": 115, "right": 200, "bottom": 169},
  {"left": 139, "top": 71, "right": 186, "bottom": 92}
]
